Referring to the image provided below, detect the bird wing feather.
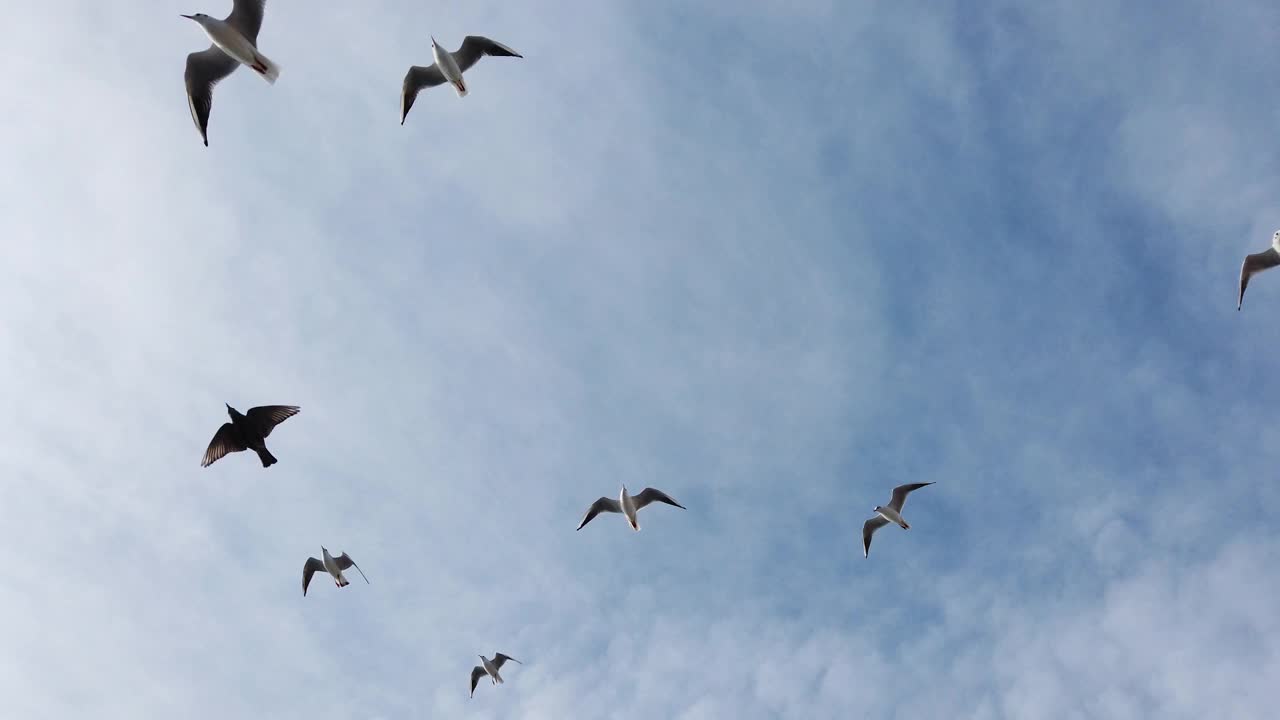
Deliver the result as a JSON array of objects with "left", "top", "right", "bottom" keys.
[
  {"left": 862, "top": 515, "right": 891, "bottom": 557},
  {"left": 452, "top": 36, "right": 523, "bottom": 73},
  {"left": 632, "top": 487, "right": 686, "bottom": 511},
  {"left": 200, "top": 422, "right": 245, "bottom": 467},
  {"left": 184, "top": 46, "right": 240, "bottom": 147},
  {"left": 888, "top": 482, "right": 933, "bottom": 512},
  {"left": 302, "top": 557, "right": 324, "bottom": 596},
  {"left": 226, "top": 0, "right": 267, "bottom": 43},
  {"left": 244, "top": 405, "right": 299, "bottom": 438},
  {"left": 575, "top": 497, "right": 621, "bottom": 530},
  {"left": 335, "top": 553, "right": 369, "bottom": 583}
]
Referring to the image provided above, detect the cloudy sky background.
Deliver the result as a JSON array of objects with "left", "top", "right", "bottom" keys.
[{"left": 3, "top": 0, "right": 1280, "bottom": 717}]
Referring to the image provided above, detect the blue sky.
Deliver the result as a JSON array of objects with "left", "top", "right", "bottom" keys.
[{"left": 4, "top": 0, "right": 1280, "bottom": 717}]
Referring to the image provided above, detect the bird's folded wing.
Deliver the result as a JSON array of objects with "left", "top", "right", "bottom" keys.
[
  {"left": 470, "top": 666, "right": 486, "bottom": 696},
  {"left": 633, "top": 487, "right": 685, "bottom": 510},
  {"left": 302, "top": 557, "right": 324, "bottom": 596},
  {"left": 336, "top": 553, "right": 369, "bottom": 583},
  {"left": 453, "top": 36, "right": 523, "bottom": 73},
  {"left": 201, "top": 422, "right": 245, "bottom": 467},
  {"left": 226, "top": 0, "right": 267, "bottom": 43},
  {"left": 185, "top": 46, "right": 240, "bottom": 147},
  {"left": 576, "top": 497, "right": 622, "bottom": 530},
  {"left": 862, "top": 515, "right": 890, "bottom": 556},
  {"left": 245, "top": 405, "right": 300, "bottom": 437},
  {"left": 888, "top": 482, "right": 933, "bottom": 512}
]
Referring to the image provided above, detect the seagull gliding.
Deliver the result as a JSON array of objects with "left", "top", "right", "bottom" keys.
[
  {"left": 182, "top": 0, "right": 280, "bottom": 146},
  {"left": 862, "top": 482, "right": 935, "bottom": 558}
]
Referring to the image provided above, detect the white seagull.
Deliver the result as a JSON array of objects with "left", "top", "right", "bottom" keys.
[
  {"left": 1239, "top": 230, "right": 1280, "bottom": 310},
  {"left": 400, "top": 35, "right": 523, "bottom": 124},
  {"left": 470, "top": 653, "right": 521, "bottom": 698},
  {"left": 862, "top": 482, "right": 935, "bottom": 558},
  {"left": 302, "top": 547, "right": 369, "bottom": 596},
  {"left": 181, "top": 0, "right": 280, "bottom": 146},
  {"left": 576, "top": 485, "right": 685, "bottom": 532}
]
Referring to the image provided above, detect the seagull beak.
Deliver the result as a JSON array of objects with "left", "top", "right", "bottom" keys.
[{"left": 180, "top": 14, "right": 195, "bottom": 19}]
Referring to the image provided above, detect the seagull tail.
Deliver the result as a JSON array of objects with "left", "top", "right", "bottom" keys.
[
  {"left": 252, "top": 51, "right": 281, "bottom": 85},
  {"left": 256, "top": 447, "right": 278, "bottom": 468}
]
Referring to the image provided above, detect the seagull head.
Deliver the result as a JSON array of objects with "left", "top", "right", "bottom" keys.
[
  {"left": 430, "top": 35, "right": 438, "bottom": 47},
  {"left": 225, "top": 403, "right": 237, "bottom": 417},
  {"left": 180, "top": 13, "right": 205, "bottom": 21}
]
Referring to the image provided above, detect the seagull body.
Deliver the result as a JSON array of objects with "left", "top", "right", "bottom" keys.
[
  {"left": 200, "top": 403, "right": 299, "bottom": 468},
  {"left": 400, "top": 35, "right": 523, "bottom": 124},
  {"left": 862, "top": 482, "right": 935, "bottom": 558},
  {"left": 576, "top": 485, "right": 685, "bottom": 531},
  {"left": 470, "top": 653, "right": 521, "bottom": 697},
  {"left": 1239, "top": 230, "right": 1280, "bottom": 309},
  {"left": 182, "top": 1, "right": 280, "bottom": 146},
  {"left": 302, "top": 547, "right": 369, "bottom": 596}
]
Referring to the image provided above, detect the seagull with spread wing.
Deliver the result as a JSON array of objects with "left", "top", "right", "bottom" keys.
[
  {"left": 1239, "top": 230, "right": 1280, "bottom": 310},
  {"left": 302, "top": 547, "right": 369, "bottom": 596},
  {"left": 200, "top": 403, "right": 299, "bottom": 468},
  {"left": 470, "top": 653, "right": 521, "bottom": 697},
  {"left": 576, "top": 485, "right": 686, "bottom": 532},
  {"left": 401, "top": 35, "right": 522, "bottom": 124},
  {"left": 862, "top": 482, "right": 935, "bottom": 558},
  {"left": 181, "top": 0, "right": 280, "bottom": 146}
]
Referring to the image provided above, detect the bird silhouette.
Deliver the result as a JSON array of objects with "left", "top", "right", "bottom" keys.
[{"left": 200, "top": 404, "right": 299, "bottom": 468}]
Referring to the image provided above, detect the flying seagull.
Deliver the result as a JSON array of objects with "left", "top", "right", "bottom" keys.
[
  {"left": 182, "top": 1, "right": 280, "bottom": 146},
  {"left": 576, "top": 485, "right": 685, "bottom": 531},
  {"left": 1239, "top": 230, "right": 1280, "bottom": 309},
  {"left": 401, "top": 35, "right": 522, "bottom": 124},
  {"left": 200, "top": 404, "right": 299, "bottom": 468},
  {"left": 862, "top": 482, "right": 935, "bottom": 558},
  {"left": 302, "top": 547, "right": 369, "bottom": 596},
  {"left": 470, "top": 653, "right": 521, "bottom": 697}
]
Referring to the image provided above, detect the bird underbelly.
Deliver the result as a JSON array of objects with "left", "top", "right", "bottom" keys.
[
  {"left": 877, "top": 508, "right": 905, "bottom": 526},
  {"left": 207, "top": 30, "right": 258, "bottom": 68}
]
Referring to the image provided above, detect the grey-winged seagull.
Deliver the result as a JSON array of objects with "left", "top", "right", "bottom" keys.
[
  {"left": 401, "top": 35, "right": 522, "bottom": 124},
  {"left": 470, "top": 653, "right": 521, "bottom": 698},
  {"left": 576, "top": 485, "right": 685, "bottom": 531},
  {"left": 182, "top": 1, "right": 280, "bottom": 146},
  {"left": 302, "top": 547, "right": 369, "bottom": 596},
  {"left": 1239, "top": 230, "right": 1280, "bottom": 310},
  {"left": 862, "top": 482, "right": 935, "bottom": 558}
]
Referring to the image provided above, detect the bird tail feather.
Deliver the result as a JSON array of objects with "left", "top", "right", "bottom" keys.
[
  {"left": 252, "top": 51, "right": 281, "bottom": 84},
  {"left": 256, "top": 447, "right": 277, "bottom": 467}
]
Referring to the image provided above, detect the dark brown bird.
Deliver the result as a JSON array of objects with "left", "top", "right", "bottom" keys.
[{"left": 200, "top": 403, "right": 299, "bottom": 468}]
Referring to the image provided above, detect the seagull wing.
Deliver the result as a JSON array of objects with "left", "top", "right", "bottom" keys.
[
  {"left": 302, "top": 557, "right": 324, "bottom": 596},
  {"left": 576, "top": 497, "right": 621, "bottom": 531},
  {"left": 335, "top": 553, "right": 369, "bottom": 583},
  {"left": 226, "top": 0, "right": 267, "bottom": 44},
  {"left": 888, "top": 482, "right": 934, "bottom": 512},
  {"left": 184, "top": 46, "right": 239, "bottom": 147},
  {"left": 244, "top": 405, "right": 300, "bottom": 438},
  {"left": 632, "top": 487, "right": 686, "bottom": 511},
  {"left": 862, "top": 515, "right": 891, "bottom": 558},
  {"left": 493, "top": 653, "right": 521, "bottom": 669},
  {"left": 1239, "top": 248, "right": 1280, "bottom": 309},
  {"left": 400, "top": 65, "right": 447, "bottom": 124},
  {"left": 470, "top": 666, "right": 486, "bottom": 697},
  {"left": 452, "top": 36, "right": 523, "bottom": 73},
  {"left": 201, "top": 422, "right": 245, "bottom": 467}
]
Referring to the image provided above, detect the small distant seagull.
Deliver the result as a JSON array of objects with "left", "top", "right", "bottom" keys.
[
  {"left": 576, "top": 485, "right": 685, "bottom": 531},
  {"left": 200, "top": 404, "right": 299, "bottom": 468},
  {"left": 302, "top": 547, "right": 369, "bottom": 596},
  {"left": 862, "top": 482, "right": 935, "bottom": 558},
  {"left": 400, "top": 35, "right": 522, "bottom": 124},
  {"left": 181, "top": 1, "right": 281, "bottom": 146},
  {"left": 1239, "top": 230, "right": 1280, "bottom": 310},
  {"left": 470, "top": 653, "right": 521, "bottom": 698}
]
